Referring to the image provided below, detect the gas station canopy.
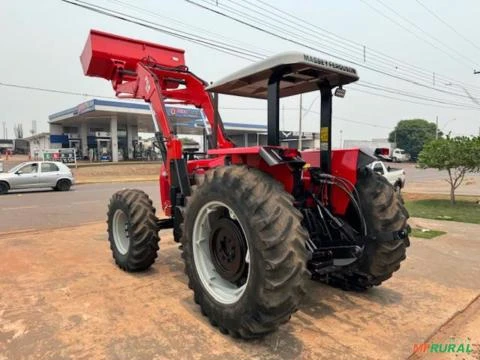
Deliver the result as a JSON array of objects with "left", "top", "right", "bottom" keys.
[{"left": 49, "top": 98, "right": 267, "bottom": 136}]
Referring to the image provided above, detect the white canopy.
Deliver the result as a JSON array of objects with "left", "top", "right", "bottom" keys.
[{"left": 206, "top": 52, "right": 359, "bottom": 99}]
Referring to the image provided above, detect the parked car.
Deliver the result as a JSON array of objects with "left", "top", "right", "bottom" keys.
[
  {"left": 391, "top": 148, "right": 411, "bottom": 162},
  {"left": 368, "top": 161, "right": 405, "bottom": 192},
  {"left": 0, "top": 161, "right": 75, "bottom": 195}
]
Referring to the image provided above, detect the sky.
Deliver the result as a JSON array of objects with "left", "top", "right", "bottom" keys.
[{"left": 1, "top": 0, "right": 480, "bottom": 148}]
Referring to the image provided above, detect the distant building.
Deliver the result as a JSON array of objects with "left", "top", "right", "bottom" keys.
[
  {"left": 13, "top": 139, "right": 29, "bottom": 155},
  {"left": 47, "top": 98, "right": 320, "bottom": 162},
  {"left": 343, "top": 138, "right": 395, "bottom": 152},
  {"left": 23, "top": 133, "right": 51, "bottom": 158},
  {"left": 0, "top": 139, "right": 14, "bottom": 154}
]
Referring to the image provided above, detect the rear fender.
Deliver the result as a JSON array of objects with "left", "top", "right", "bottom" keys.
[
  {"left": 207, "top": 146, "right": 304, "bottom": 194},
  {"left": 302, "top": 148, "right": 375, "bottom": 215}
]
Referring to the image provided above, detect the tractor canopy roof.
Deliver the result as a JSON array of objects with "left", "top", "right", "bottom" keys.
[{"left": 206, "top": 52, "right": 359, "bottom": 99}]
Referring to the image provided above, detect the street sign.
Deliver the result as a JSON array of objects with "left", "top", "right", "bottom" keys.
[
  {"left": 59, "top": 148, "right": 76, "bottom": 164},
  {"left": 41, "top": 149, "right": 77, "bottom": 167}
]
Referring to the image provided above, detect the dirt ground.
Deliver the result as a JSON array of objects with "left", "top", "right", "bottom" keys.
[
  {"left": 72, "top": 163, "right": 159, "bottom": 183},
  {"left": 1, "top": 218, "right": 479, "bottom": 360},
  {"left": 404, "top": 176, "right": 480, "bottom": 197}
]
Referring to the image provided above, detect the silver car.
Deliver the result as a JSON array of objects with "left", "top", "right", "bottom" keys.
[{"left": 0, "top": 161, "right": 75, "bottom": 194}]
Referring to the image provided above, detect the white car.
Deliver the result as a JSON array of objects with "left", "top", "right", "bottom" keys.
[
  {"left": 0, "top": 161, "right": 75, "bottom": 194},
  {"left": 391, "top": 148, "right": 411, "bottom": 162}
]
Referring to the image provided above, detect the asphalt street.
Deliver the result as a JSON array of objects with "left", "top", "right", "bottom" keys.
[
  {"left": 1, "top": 161, "right": 479, "bottom": 233},
  {"left": 0, "top": 182, "right": 160, "bottom": 233},
  {"left": 401, "top": 162, "right": 480, "bottom": 182}
]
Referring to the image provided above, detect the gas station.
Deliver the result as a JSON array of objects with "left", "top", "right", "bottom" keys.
[{"left": 48, "top": 98, "right": 319, "bottom": 162}]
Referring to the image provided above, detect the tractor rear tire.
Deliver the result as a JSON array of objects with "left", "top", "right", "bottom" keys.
[
  {"left": 107, "top": 189, "right": 160, "bottom": 272},
  {"left": 181, "top": 166, "right": 309, "bottom": 338},
  {"left": 328, "top": 167, "right": 409, "bottom": 291}
]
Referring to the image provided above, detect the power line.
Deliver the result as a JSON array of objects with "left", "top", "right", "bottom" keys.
[
  {"left": 349, "top": 87, "right": 480, "bottom": 110},
  {"left": 230, "top": 0, "right": 433, "bottom": 85},
  {"left": 187, "top": 0, "right": 480, "bottom": 102},
  {"left": 251, "top": 0, "right": 480, "bottom": 93},
  {"left": 106, "top": 0, "right": 480, "bottom": 98},
  {"left": 0, "top": 80, "right": 396, "bottom": 130},
  {"left": 356, "top": 82, "right": 480, "bottom": 109},
  {"left": 0, "top": 81, "right": 115, "bottom": 98},
  {"left": 233, "top": 0, "right": 480, "bottom": 100},
  {"left": 303, "top": 109, "right": 393, "bottom": 130},
  {"left": 105, "top": 0, "right": 272, "bottom": 57},
  {"left": 81, "top": 0, "right": 480, "bottom": 104},
  {"left": 61, "top": 0, "right": 480, "bottom": 111},
  {"left": 364, "top": 0, "right": 478, "bottom": 68},
  {"left": 415, "top": 0, "right": 480, "bottom": 54},
  {"left": 61, "top": 0, "right": 262, "bottom": 61}
]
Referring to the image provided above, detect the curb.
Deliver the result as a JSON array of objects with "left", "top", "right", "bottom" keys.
[
  {"left": 75, "top": 178, "right": 157, "bottom": 185},
  {"left": 72, "top": 161, "right": 162, "bottom": 168}
]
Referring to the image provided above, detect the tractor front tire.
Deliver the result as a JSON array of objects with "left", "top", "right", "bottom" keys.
[
  {"left": 107, "top": 189, "right": 160, "bottom": 272},
  {"left": 328, "top": 167, "right": 409, "bottom": 291},
  {"left": 181, "top": 166, "right": 309, "bottom": 338}
]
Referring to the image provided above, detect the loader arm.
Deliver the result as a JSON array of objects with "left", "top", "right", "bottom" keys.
[
  {"left": 80, "top": 30, "right": 234, "bottom": 216},
  {"left": 80, "top": 30, "right": 234, "bottom": 177}
]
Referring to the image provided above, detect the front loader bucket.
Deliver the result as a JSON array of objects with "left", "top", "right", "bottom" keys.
[{"left": 80, "top": 29, "right": 186, "bottom": 80}]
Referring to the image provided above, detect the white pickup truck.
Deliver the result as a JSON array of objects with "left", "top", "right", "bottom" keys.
[{"left": 368, "top": 161, "right": 406, "bottom": 192}]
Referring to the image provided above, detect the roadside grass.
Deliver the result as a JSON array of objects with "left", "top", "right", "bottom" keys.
[
  {"left": 410, "top": 228, "right": 447, "bottom": 239},
  {"left": 405, "top": 199, "right": 480, "bottom": 224}
]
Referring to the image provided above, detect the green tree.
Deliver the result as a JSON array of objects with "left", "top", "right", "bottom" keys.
[
  {"left": 388, "top": 119, "right": 440, "bottom": 160},
  {"left": 418, "top": 137, "right": 480, "bottom": 204}
]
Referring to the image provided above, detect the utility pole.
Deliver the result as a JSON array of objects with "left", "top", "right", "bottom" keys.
[
  {"left": 436, "top": 115, "right": 439, "bottom": 139},
  {"left": 339, "top": 130, "right": 343, "bottom": 149},
  {"left": 298, "top": 94, "right": 303, "bottom": 150}
]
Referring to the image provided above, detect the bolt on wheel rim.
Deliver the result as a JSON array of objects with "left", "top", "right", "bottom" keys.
[
  {"left": 192, "top": 201, "right": 250, "bottom": 305},
  {"left": 113, "top": 209, "right": 130, "bottom": 255}
]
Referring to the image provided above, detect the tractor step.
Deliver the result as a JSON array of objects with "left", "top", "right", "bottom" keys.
[
  {"left": 156, "top": 217, "right": 173, "bottom": 230},
  {"left": 307, "top": 246, "right": 362, "bottom": 277}
]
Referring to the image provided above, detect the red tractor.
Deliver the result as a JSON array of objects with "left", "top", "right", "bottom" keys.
[{"left": 81, "top": 30, "right": 409, "bottom": 338}]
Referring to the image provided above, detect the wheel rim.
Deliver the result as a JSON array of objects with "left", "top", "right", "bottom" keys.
[
  {"left": 192, "top": 201, "right": 250, "bottom": 305},
  {"left": 112, "top": 209, "right": 130, "bottom": 255}
]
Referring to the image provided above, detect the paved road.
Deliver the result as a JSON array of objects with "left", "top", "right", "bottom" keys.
[
  {"left": 0, "top": 182, "right": 160, "bottom": 233},
  {"left": 1, "top": 162, "right": 477, "bottom": 234},
  {"left": 401, "top": 162, "right": 480, "bottom": 182}
]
